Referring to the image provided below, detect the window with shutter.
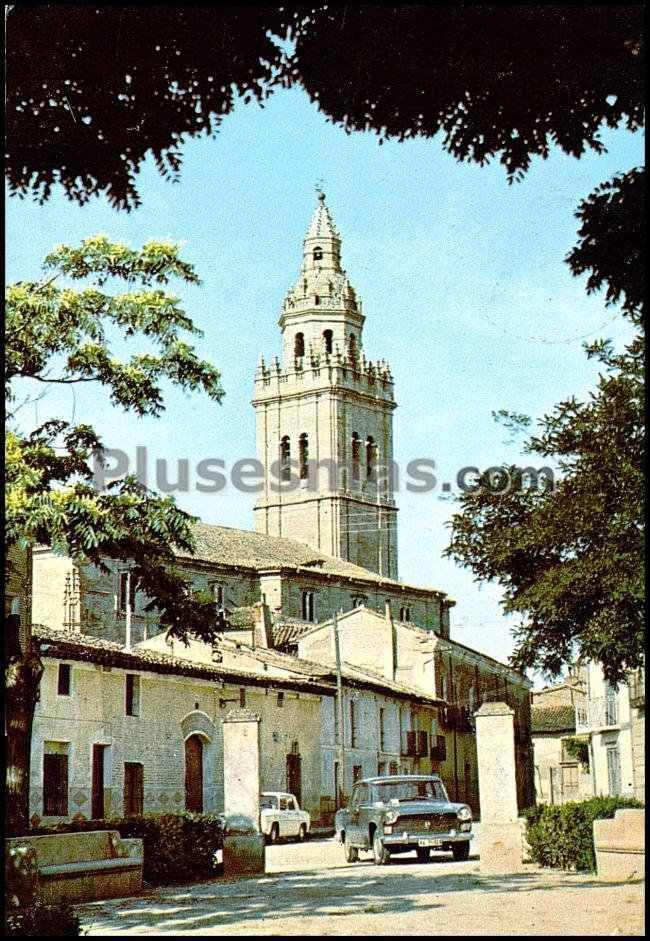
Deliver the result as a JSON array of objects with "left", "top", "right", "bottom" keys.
[{"left": 406, "top": 730, "right": 417, "bottom": 756}]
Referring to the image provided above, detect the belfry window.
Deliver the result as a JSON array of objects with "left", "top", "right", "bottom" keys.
[
  {"left": 349, "top": 334, "right": 358, "bottom": 360},
  {"left": 314, "top": 295, "right": 320, "bottom": 305},
  {"left": 294, "top": 332, "right": 305, "bottom": 358},
  {"left": 313, "top": 246, "right": 323, "bottom": 261},
  {"left": 279, "top": 436, "right": 291, "bottom": 482},
  {"left": 299, "top": 433, "right": 309, "bottom": 480},
  {"left": 323, "top": 329, "right": 333, "bottom": 354},
  {"left": 366, "top": 436, "right": 376, "bottom": 480},
  {"left": 351, "top": 432, "right": 360, "bottom": 481}
]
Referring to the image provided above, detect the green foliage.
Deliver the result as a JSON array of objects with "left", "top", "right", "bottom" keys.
[
  {"left": 30, "top": 813, "right": 224, "bottom": 886},
  {"left": 445, "top": 170, "right": 645, "bottom": 686},
  {"left": 6, "top": 235, "right": 222, "bottom": 417},
  {"left": 6, "top": 7, "right": 643, "bottom": 207},
  {"left": 5, "top": 238, "right": 225, "bottom": 644},
  {"left": 5, "top": 902, "right": 82, "bottom": 937},
  {"left": 562, "top": 736, "right": 590, "bottom": 767},
  {"left": 524, "top": 796, "right": 644, "bottom": 872},
  {"left": 6, "top": 7, "right": 286, "bottom": 210},
  {"left": 566, "top": 168, "right": 644, "bottom": 325}
]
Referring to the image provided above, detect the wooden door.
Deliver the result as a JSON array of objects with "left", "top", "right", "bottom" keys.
[
  {"left": 124, "top": 762, "right": 144, "bottom": 816},
  {"left": 286, "top": 752, "right": 302, "bottom": 806},
  {"left": 185, "top": 734, "right": 203, "bottom": 813},
  {"left": 607, "top": 746, "right": 622, "bottom": 796},
  {"left": 91, "top": 744, "right": 106, "bottom": 819}
]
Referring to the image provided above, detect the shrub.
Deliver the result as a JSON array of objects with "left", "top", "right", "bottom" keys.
[
  {"left": 524, "top": 796, "right": 644, "bottom": 871},
  {"left": 5, "top": 902, "right": 81, "bottom": 936},
  {"left": 30, "top": 812, "right": 224, "bottom": 886}
]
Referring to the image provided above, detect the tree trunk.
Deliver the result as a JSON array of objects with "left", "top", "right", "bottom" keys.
[{"left": 5, "top": 634, "right": 43, "bottom": 836}]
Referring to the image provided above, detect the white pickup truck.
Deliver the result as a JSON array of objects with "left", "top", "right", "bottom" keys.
[{"left": 260, "top": 792, "right": 311, "bottom": 843}]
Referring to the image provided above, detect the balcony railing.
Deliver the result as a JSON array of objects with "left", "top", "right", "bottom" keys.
[{"left": 575, "top": 697, "right": 619, "bottom": 732}]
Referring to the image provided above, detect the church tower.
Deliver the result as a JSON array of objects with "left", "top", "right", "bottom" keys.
[{"left": 253, "top": 193, "right": 398, "bottom": 579}]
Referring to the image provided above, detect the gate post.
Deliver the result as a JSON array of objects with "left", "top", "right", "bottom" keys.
[
  {"left": 475, "top": 701, "right": 527, "bottom": 873},
  {"left": 222, "top": 709, "right": 265, "bottom": 875}
]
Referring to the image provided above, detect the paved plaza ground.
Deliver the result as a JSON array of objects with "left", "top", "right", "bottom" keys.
[{"left": 77, "top": 838, "right": 644, "bottom": 936}]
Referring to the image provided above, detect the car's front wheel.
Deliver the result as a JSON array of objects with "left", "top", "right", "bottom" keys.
[
  {"left": 267, "top": 823, "right": 280, "bottom": 845},
  {"left": 372, "top": 830, "right": 390, "bottom": 866},
  {"left": 416, "top": 847, "right": 431, "bottom": 863},
  {"left": 452, "top": 841, "right": 470, "bottom": 861},
  {"left": 297, "top": 823, "right": 308, "bottom": 842},
  {"left": 344, "top": 838, "right": 359, "bottom": 863}
]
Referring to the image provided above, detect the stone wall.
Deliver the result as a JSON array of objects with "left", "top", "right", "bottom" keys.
[{"left": 631, "top": 709, "right": 645, "bottom": 802}]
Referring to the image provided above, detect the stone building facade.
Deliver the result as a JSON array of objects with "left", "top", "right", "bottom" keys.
[
  {"left": 576, "top": 661, "right": 645, "bottom": 801},
  {"left": 28, "top": 623, "right": 444, "bottom": 826}
]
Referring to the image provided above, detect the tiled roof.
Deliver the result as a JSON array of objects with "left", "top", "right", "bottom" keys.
[
  {"left": 33, "top": 625, "right": 333, "bottom": 694},
  {"left": 531, "top": 704, "right": 576, "bottom": 734},
  {"left": 272, "top": 618, "right": 316, "bottom": 647},
  {"left": 33, "top": 624, "right": 443, "bottom": 708},
  {"left": 176, "top": 522, "right": 448, "bottom": 598}
]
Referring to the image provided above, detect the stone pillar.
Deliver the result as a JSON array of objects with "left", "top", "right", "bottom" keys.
[
  {"left": 222, "top": 709, "right": 265, "bottom": 876},
  {"left": 475, "top": 701, "right": 526, "bottom": 873}
]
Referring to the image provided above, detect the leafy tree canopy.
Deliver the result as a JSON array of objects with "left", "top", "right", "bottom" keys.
[
  {"left": 6, "top": 5, "right": 644, "bottom": 209},
  {"left": 445, "top": 170, "right": 644, "bottom": 685},
  {"left": 5, "top": 237, "right": 225, "bottom": 642}
]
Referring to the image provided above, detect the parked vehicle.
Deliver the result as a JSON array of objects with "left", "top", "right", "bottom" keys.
[
  {"left": 335, "top": 774, "right": 472, "bottom": 865},
  {"left": 260, "top": 792, "right": 311, "bottom": 844}
]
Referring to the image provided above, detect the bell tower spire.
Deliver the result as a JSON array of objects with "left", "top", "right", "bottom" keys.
[{"left": 253, "top": 194, "right": 398, "bottom": 579}]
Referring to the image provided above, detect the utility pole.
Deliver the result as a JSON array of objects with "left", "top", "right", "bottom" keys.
[{"left": 333, "top": 610, "right": 346, "bottom": 809}]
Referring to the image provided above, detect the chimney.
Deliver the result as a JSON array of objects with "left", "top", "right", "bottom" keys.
[{"left": 253, "top": 600, "right": 273, "bottom": 649}]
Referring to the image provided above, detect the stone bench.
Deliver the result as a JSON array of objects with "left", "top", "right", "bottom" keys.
[
  {"left": 6, "top": 830, "right": 143, "bottom": 904},
  {"left": 593, "top": 809, "right": 645, "bottom": 881}
]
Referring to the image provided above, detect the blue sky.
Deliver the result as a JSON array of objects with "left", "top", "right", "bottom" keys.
[{"left": 6, "top": 85, "right": 644, "bottom": 677}]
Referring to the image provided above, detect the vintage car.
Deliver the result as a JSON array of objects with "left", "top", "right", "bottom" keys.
[
  {"left": 259, "top": 791, "right": 311, "bottom": 844},
  {"left": 335, "top": 774, "right": 473, "bottom": 865}
]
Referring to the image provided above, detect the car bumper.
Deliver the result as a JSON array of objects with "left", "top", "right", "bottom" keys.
[{"left": 383, "top": 829, "right": 471, "bottom": 847}]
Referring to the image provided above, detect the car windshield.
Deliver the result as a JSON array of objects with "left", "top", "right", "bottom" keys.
[{"left": 370, "top": 779, "right": 448, "bottom": 803}]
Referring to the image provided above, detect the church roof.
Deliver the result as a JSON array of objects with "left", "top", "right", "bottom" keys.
[{"left": 177, "top": 521, "right": 451, "bottom": 600}]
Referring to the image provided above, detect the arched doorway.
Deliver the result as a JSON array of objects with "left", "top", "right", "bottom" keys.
[{"left": 185, "top": 734, "right": 204, "bottom": 813}]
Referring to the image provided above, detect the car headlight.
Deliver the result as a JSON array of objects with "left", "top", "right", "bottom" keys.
[
  {"left": 457, "top": 806, "right": 472, "bottom": 822},
  {"left": 384, "top": 810, "right": 399, "bottom": 825}
]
